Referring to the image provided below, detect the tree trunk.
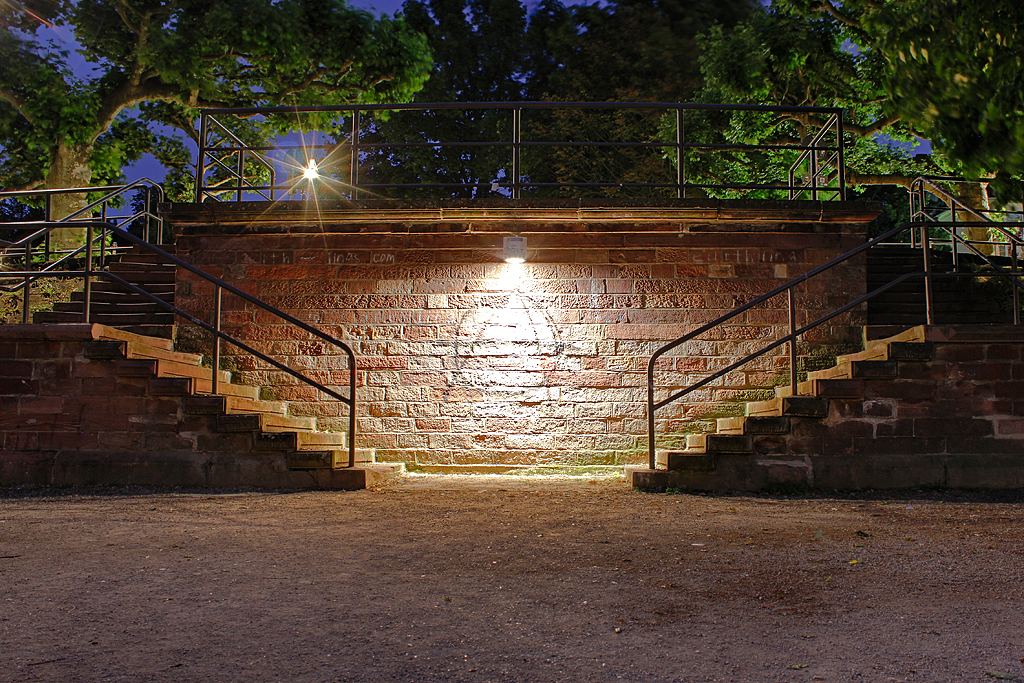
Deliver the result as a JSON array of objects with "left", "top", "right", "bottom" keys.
[
  {"left": 957, "top": 181, "right": 993, "bottom": 256},
  {"left": 45, "top": 141, "right": 95, "bottom": 254}
]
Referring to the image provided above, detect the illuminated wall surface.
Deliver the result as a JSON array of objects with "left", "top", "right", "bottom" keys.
[{"left": 169, "top": 201, "right": 876, "bottom": 466}]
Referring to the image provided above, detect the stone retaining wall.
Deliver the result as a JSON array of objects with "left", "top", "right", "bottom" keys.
[{"left": 167, "top": 200, "right": 877, "bottom": 466}]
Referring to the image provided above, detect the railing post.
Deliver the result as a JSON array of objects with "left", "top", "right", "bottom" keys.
[
  {"left": 350, "top": 109, "right": 360, "bottom": 200},
  {"left": 212, "top": 285, "right": 222, "bottom": 396},
  {"left": 909, "top": 183, "right": 919, "bottom": 249},
  {"left": 835, "top": 113, "right": 846, "bottom": 201},
  {"left": 196, "top": 113, "right": 208, "bottom": 204},
  {"left": 21, "top": 240, "right": 30, "bottom": 324},
  {"left": 100, "top": 202, "right": 107, "bottom": 269},
  {"left": 348, "top": 351, "right": 356, "bottom": 468},
  {"left": 44, "top": 194, "right": 52, "bottom": 262},
  {"left": 648, "top": 370, "right": 656, "bottom": 471},
  {"left": 676, "top": 108, "right": 684, "bottom": 199},
  {"left": 83, "top": 224, "right": 93, "bottom": 323},
  {"left": 922, "top": 225, "right": 934, "bottom": 326},
  {"left": 1013, "top": 247, "right": 1020, "bottom": 326},
  {"left": 788, "top": 288, "right": 798, "bottom": 395},
  {"left": 512, "top": 107, "right": 522, "bottom": 200},
  {"left": 949, "top": 198, "right": 959, "bottom": 270},
  {"left": 810, "top": 137, "right": 819, "bottom": 202},
  {"left": 235, "top": 149, "right": 244, "bottom": 203}
]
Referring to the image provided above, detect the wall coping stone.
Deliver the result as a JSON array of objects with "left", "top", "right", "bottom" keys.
[{"left": 162, "top": 199, "right": 880, "bottom": 234}]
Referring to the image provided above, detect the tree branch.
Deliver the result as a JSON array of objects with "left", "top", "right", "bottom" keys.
[
  {"left": 2, "top": 178, "right": 45, "bottom": 192},
  {"left": 813, "top": 1, "right": 862, "bottom": 30},
  {"left": 806, "top": 113, "right": 902, "bottom": 138},
  {"left": 845, "top": 170, "right": 916, "bottom": 189},
  {"left": 0, "top": 87, "right": 33, "bottom": 122}
]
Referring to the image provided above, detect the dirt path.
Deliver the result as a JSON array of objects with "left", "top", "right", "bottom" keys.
[{"left": 1, "top": 474, "right": 1023, "bottom": 682}]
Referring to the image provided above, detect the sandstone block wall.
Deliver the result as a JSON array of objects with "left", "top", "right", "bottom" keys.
[{"left": 168, "top": 201, "right": 874, "bottom": 467}]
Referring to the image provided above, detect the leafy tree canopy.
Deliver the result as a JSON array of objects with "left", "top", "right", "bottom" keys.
[
  {"left": 360, "top": 0, "right": 758, "bottom": 197},
  {"left": 697, "top": 0, "right": 1024, "bottom": 199},
  {"left": 0, "top": 0, "right": 432, "bottom": 207}
]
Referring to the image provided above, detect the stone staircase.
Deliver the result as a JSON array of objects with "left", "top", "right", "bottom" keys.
[
  {"left": 631, "top": 325, "right": 1024, "bottom": 491},
  {"left": 33, "top": 245, "right": 177, "bottom": 338},
  {"left": 867, "top": 245, "right": 1014, "bottom": 327},
  {"left": 0, "top": 323, "right": 401, "bottom": 489}
]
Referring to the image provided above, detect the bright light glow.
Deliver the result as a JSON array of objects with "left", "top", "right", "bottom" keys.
[{"left": 303, "top": 159, "right": 319, "bottom": 180}]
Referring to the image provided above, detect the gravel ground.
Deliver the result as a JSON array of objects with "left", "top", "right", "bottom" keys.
[{"left": 1, "top": 473, "right": 1023, "bottom": 682}]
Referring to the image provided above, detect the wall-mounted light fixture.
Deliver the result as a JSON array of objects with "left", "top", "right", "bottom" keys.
[{"left": 503, "top": 235, "right": 527, "bottom": 264}]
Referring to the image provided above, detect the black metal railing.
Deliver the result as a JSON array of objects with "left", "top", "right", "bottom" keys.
[
  {"left": 2, "top": 221, "right": 358, "bottom": 467},
  {"left": 910, "top": 176, "right": 1023, "bottom": 263},
  {"left": 195, "top": 102, "right": 846, "bottom": 202},
  {"left": 646, "top": 219, "right": 1024, "bottom": 470},
  {"left": 0, "top": 180, "right": 166, "bottom": 296}
]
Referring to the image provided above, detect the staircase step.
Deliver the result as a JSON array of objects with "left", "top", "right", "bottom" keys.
[
  {"left": 101, "top": 269, "right": 175, "bottom": 284},
  {"left": 217, "top": 413, "right": 316, "bottom": 433},
  {"left": 286, "top": 449, "right": 373, "bottom": 470},
  {"left": 181, "top": 394, "right": 288, "bottom": 417},
  {"left": 115, "top": 358, "right": 231, "bottom": 384},
  {"left": 37, "top": 310, "right": 174, "bottom": 326},
  {"left": 809, "top": 360, "right": 898, "bottom": 381},
  {"left": 706, "top": 434, "right": 753, "bottom": 454},
  {"left": 666, "top": 452, "right": 716, "bottom": 472},
  {"left": 191, "top": 378, "right": 259, "bottom": 400},
  {"left": 746, "top": 396, "right": 783, "bottom": 416},
  {"left": 33, "top": 311, "right": 87, "bottom": 323},
  {"left": 87, "top": 282, "right": 175, "bottom": 294},
  {"left": 71, "top": 290, "right": 174, "bottom": 304},
  {"left": 716, "top": 417, "right": 745, "bottom": 434},
  {"left": 148, "top": 376, "right": 192, "bottom": 396},
  {"left": 782, "top": 396, "right": 829, "bottom": 418},
  {"left": 776, "top": 378, "right": 864, "bottom": 399},
  {"left": 83, "top": 340, "right": 127, "bottom": 359},
  {"left": 887, "top": 341, "right": 934, "bottom": 361},
  {"left": 123, "top": 341, "right": 202, "bottom": 365},
  {"left": 54, "top": 301, "right": 171, "bottom": 314},
  {"left": 94, "top": 324, "right": 175, "bottom": 351},
  {"left": 111, "top": 324, "right": 175, "bottom": 339},
  {"left": 147, "top": 376, "right": 259, "bottom": 400},
  {"left": 107, "top": 262, "right": 176, "bottom": 273},
  {"left": 223, "top": 395, "right": 288, "bottom": 416},
  {"left": 253, "top": 431, "right": 348, "bottom": 451},
  {"left": 742, "top": 416, "right": 791, "bottom": 435}
]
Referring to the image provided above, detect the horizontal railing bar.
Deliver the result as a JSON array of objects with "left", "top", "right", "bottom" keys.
[
  {"left": 205, "top": 180, "right": 843, "bottom": 193},
  {"left": 202, "top": 101, "right": 845, "bottom": 115},
  {"left": 203, "top": 140, "right": 842, "bottom": 153}
]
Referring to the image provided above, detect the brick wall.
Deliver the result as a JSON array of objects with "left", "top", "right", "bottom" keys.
[{"left": 168, "top": 200, "right": 876, "bottom": 467}]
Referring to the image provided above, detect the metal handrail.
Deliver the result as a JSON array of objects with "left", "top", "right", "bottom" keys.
[
  {"left": 646, "top": 219, "right": 1024, "bottom": 470},
  {"left": 196, "top": 101, "right": 846, "bottom": 202},
  {"left": 2, "top": 221, "right": 358, "bottom": 467},
  {"left": 909, "top": 176, "right": 1001, "bottom": 260},
  {"left": 0, "top": 179, "right": 165, "bottom": 247},
  {"left": 788, "top": 114, "right": 845, "bottom": 201},
  {"left": 198, "top": 116, "right": 276, "bottom": 202}
]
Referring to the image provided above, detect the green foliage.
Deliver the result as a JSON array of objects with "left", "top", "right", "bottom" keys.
[
  {"left": 865, "top": 0, "right": 1024, "bottom": 188},
  {"left": 698, "top": 0, "right": 1024, "bottom": 201},
  {"left": 0, "top": 0, "right": 432, "bottom": 201},
  {"left": 360, "top": 0, "right": 757, "bottom": 198}
]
